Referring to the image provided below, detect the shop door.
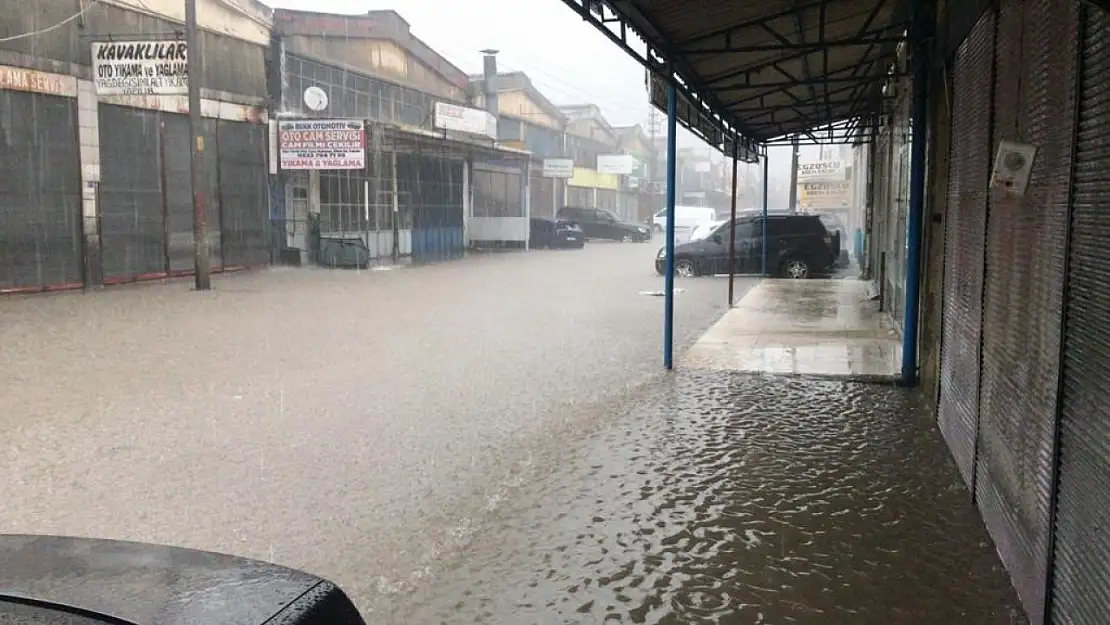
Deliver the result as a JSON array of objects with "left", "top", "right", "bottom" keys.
[
  {"left": 160, "top": 113, "right": 221, "bottom": 273},
  {"left": 937, "top": 9, "right": 994, "bottom": 489},
  {"left": 217, "top": 120, "right": 269, "bottom": 267},
  {"left": 0, "top": 90, "right": 82, "bottom": 292},
  {"left": 975, "top": 0, "right": 1078, "bottom": 621},
  {"left": 99, "top": 104, "right": 166, "bottom": 282},
  {"left": 1050, "top": 4, "right": 1110, "bottom": 623}
]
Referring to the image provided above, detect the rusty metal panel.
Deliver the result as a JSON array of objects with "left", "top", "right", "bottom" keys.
[
  {"left": 0, "top": 90, "right": 82, "bottom": 293},
  {"left": 975, "top": 0, "right": 1079, "bottom": 622},
  {"left": 938, "top": 9, "right": 995, "bottom": 489},
  {"left": 1052, "top": 4, "right": 1110, "bottom": 624}
]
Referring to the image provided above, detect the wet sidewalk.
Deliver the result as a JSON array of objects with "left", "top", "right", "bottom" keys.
[
  {"left": 394, "top": 370, "right": 1024, "bottom": 624},
  {"left": 684, "top": 279, "right": 902, "bottom": 380}
]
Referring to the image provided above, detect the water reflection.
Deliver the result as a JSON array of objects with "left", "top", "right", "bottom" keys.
[{"left": 397, "top": 373, "right": 1023, "bottom": 625}]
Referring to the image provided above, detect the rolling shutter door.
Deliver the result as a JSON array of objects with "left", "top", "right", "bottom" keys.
[
  {"left": 1051, "top": 4, "right": 1110, "bottom": 623},
  {"left": 975, "top": 0, "right": 1078, "bottom": 621},
  {"left": 937, "top": 10, "right": 994, "bottom": 489},
  {"left": 98, "top": 104, "right": 166, "bottom": 282},
  {"left": 0, "top": 91, "right": 82, "bottom": 292},
  {"left": 217, "top": 120, "right": 269, "bottom": 268}
]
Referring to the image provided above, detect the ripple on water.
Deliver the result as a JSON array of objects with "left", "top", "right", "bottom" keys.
[{"left": 397, "top": 372, "right": 1025, "bottom": 625}]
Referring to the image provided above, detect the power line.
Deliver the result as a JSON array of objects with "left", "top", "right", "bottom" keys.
[{"left": 0, "top": 0, "right": 103, "bottom": 43}]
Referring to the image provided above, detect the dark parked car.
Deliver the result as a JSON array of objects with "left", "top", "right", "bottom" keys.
[
  {"left": 556, "top": 206, "right": 651, "bottom": 242},
  {"left": 529, "top": 217, "right": 585, "bottom": 249},
  {"left": 654, "top": 213, "right": 840, "bottom": 278}
]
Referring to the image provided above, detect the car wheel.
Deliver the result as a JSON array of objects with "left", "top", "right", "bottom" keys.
[
  {"left": 675, "top": 258, "right": 697, "bottom": 278},
  {"left": 780, "top": 257, "right": 810, "bottom": 279}
]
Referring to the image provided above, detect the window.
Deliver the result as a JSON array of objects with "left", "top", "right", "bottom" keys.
[
  {"left": 732, "top": 218, "right": 755, "bottom": 239},
  {"left": 473, "top": 170, "right": 493, "bottom": 217},
  {"left": 764, "top": 217, "right": 788, "bottom": 237},
  {"left": 504, "top": 173, "right": 522, "bottom": 217}
]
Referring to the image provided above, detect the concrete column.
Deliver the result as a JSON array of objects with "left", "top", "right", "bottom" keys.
[
  {"left": 77, "top": 80, "right": 102, "bottom": 288},
  {"left": 522, "top": 161, "right": 531, "bottom": 250},
  {"left": 462, "top": 158, "right": 470, "bottom": 246}
]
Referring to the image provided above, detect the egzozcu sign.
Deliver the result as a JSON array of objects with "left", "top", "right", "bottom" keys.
[{"left": 91, "top": 40, "right": 188, "bottom": 96}]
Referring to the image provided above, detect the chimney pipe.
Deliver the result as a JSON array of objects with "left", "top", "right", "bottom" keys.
[{"left": 480, "top": 49, "right": 498, "bottom": 118}]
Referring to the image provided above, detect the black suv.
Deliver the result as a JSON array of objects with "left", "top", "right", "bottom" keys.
[
  {"left": 556, "top": 206, "right": 652, "bottom": 242},
  {"left": 654, "top": 213, "right": 840, "bottom": 278}
]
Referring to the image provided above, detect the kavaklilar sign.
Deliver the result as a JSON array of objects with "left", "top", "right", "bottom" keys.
[{"left": 91, "top": 40, "right": 189, "bottom": 96}]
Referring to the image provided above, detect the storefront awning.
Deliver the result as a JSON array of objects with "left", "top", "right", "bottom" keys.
[{"left": 559, "top": 0, "right": 914, "bottom": 152}]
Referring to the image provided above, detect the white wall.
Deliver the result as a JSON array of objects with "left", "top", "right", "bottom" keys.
[{"left": 467, "top": 218, "right": 529, "bottom": 243}]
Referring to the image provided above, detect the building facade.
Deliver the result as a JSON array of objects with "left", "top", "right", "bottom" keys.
[
  {"left": 0, "top": 0, "right": 271, "bottom": 292},
  {"left": 474, "top": 71, "right": 569, "bottom": 220},
  {"left": 270, "top": 9, "right": 530, "bottom": 262}
]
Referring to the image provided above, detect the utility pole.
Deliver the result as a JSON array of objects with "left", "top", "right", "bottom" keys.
[
  {"left": 787, "top": 134, "right": 800, "bottom": 212},
  {"left": 186, "top": 0, "right": 211, "bottom": 290}
]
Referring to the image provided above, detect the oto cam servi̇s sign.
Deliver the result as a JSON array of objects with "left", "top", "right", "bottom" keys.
[
  {"left": 278, "top": 119, "right": 366, "bottom": 170},
  {"left": 91, "top": 40, "right": 188, "bottom": 96}
]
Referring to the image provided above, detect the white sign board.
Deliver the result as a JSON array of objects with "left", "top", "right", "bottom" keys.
[
  {"left": 799, "top": 180, "right": 854, "bottom": 210},
  {"left": 989, "top": 140, "right": 1037, "bottom": 197},
  {"left": 797, "top": 160, "right": 846, "bottom": 183},
  {"left": 434, "top": 101, "right": 496, "bottom": 139},
  {"left": 278, "top": 119, "right": 366, "bottom": 170},
  {"left": 597, "top": 154, "right": 637, "bottom": 175},
  {"left": 542, "top": 158, "right": 574, "bottom": 178},
  {"left": 91, "top": 40, "right": 188, "bottom": 96}
]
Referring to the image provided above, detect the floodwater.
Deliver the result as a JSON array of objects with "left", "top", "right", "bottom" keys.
[{"left": 391, "top": 372, "right": 1025, "bottom": 625}]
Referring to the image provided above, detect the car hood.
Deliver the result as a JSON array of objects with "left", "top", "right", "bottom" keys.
[{"left": 0, "top": 534, "right": 363, "bottom": 625}]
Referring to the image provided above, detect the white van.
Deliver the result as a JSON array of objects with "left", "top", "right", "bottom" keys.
[{"left": 651, "top": 205, "right": 717, "bottom": 235}]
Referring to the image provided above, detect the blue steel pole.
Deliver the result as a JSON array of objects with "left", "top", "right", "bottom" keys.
[
  {"left": 901, "top": 9, "right": 930, "bottom": 386},
  {"left": 761, "top": 150, "right": 769, "bottom": 276},
  {"left": 663, "top": 83, "right": 678, "bottom": 370}
]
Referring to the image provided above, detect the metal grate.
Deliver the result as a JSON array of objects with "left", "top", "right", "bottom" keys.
[
  {"left": 1052, "top": 4, "right": 1110, "bottom": 624},
  {"left": 938, "top": 8, "right": 995, "bottom": 491},
  {"left": 0, "top": 91, "right": 82, "bottom": 292},
  {"left": 975, "top": 0, "right": 1078, "bottom": 621},
  {"left": 217, "top": 120, "right": 269, "bottom": 268}
]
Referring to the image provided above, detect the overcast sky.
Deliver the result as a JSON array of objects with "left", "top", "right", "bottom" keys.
[{"left": 268, "top": 0, "right": 650, "bottom": 127}]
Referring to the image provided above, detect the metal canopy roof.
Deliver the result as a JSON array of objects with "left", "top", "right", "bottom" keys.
[{"left": 562, "top": 0, "right": 912, "bottom": 154}]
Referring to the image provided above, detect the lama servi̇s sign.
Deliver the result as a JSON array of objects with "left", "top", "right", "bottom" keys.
[
  {"left": 278, "top": 119, "right": 366, "bottom": 170},
  {"left": 91, "top": 40, "right": 188, "bottom": 96}
]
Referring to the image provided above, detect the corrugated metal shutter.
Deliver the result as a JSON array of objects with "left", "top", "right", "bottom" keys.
[
  {"left": 1051, "top": 4, "right": 1110, "bottom": 623},
  {"left": 99, "top": 104, "right": 166, "bottom": 282},
  {"left": 937, "top": 10, "right": 994, "bottom": 488},
  {"left": 0, "top": 91, "right": 82, "bottom": 292},
  {"left": 530, "top": 170, "right": 555, "bottom": 219},
  {"left": 161, "top": 113, "right": 221, "bottom": 273},
  {"left": 217, "top": 120, "right": 269, "bottom": 268},
  {"left": 975, "top": 0, "right": 1078, "bottom": 621}
]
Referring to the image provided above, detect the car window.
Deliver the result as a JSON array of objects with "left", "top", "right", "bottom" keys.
[
  {"left": 764, "top": 217, "right": 787, "bottom": 237},
  {"left": 730, "top": 219, "right": 755, "bottom": 239},
  {"left": 598, "top": 210, "right": 615, "bottom": 222}
]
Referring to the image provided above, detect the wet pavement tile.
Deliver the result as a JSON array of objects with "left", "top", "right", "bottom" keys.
[{"left": 396, "top": 371, "right": 1026, "bottom": 625}]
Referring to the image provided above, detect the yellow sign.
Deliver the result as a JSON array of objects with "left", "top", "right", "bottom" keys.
[
  {"left": 567, "top": 167, "right": 618, "bottom": 190},
  {"left": 799, "top": 180, "right": 853, "bottom": 210}
]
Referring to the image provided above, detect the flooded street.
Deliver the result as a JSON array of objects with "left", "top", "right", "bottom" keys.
[
  {"left": 0, "top": 242, "right": 1022, "bottom": 623},
  {"left": 394, "top": 373, "right": 1024, "bottom": 624}
]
